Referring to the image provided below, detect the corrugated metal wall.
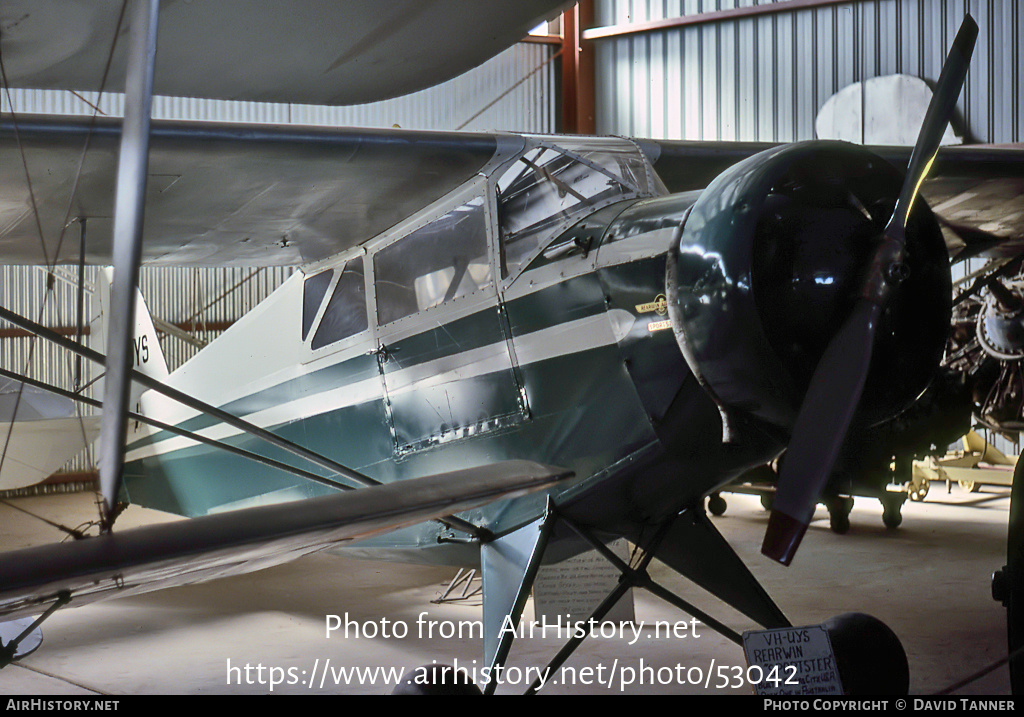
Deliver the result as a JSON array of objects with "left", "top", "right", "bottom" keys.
[
  {"left": 0, "top": 40, "right": 558, "bottom": 482},
  {"left": 594, "top": 0, "right": 1022, "bottom": 145}
]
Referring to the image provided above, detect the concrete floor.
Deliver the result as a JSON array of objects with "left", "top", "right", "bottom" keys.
[{"left": 0, "top": 483, "right": 1012, "bottom": 695}]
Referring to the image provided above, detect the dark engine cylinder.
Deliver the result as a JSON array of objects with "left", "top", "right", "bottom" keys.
[{"left": 667, "top": 141, "right": 951, "bottom": 432}]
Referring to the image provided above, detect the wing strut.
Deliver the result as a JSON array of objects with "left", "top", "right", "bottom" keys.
[
  {"left": 0, "top": 591, "right": 69, "bottom": 669},
  {"left": 0, "top": 305, "right": 388, "bottom": 488},
  {"left": 99, "top": 0, "right": 160, "bottom": 531}
]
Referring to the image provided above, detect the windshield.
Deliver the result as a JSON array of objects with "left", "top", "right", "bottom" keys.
[{"left": 496, "top": 140, "right": 649, "bottom": 278}]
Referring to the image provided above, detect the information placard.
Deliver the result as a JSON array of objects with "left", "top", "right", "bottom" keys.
[
  {"left": 533, "top": 539, "right": 635, "bottom": 624},
  {"left": 742, "top": 625, "right": 843, "bottom": 695}
]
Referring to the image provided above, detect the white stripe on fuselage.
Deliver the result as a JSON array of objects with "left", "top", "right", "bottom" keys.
[{"left": 124, "top": 309, "right": 634, "bottom": 462}]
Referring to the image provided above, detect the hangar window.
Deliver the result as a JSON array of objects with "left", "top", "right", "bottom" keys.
[
  {"left": 302, "top": 269, "right": 334, "bottom": 341},
  {"left": 374, "top": 197, "right": 491, "bottom": 325},
  {"left": 496, "top": 142, "right": 642, "bottom": 278},
  {"left": 311, "top": 257, "right": 368, "bottom": 349}
]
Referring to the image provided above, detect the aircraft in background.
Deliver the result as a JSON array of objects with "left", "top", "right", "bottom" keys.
[
  {"left": 0, "top": 266, "right": 174, "bottom": 492},
  {"left": 0, "top": 379, "right": 97, "bottom": 491},
  {"left": 0, "top": 5, "right": 1021, "bottom": 694}
]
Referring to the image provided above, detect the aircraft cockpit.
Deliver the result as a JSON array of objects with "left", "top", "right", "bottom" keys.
[{"left": 300, "top": 136, "right": 667, "bottom": 358}]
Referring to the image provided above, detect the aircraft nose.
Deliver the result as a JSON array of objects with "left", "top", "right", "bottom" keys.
[{"left": 665, "top": 142, "right": 951, "bottom": 434}]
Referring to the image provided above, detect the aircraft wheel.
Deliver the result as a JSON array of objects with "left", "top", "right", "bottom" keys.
[
  {"left": 959, "top": 479, "right": 979, "bottom": 493},
  {"left": 882, "top": 506, "right": 902, "bottom": 529},
  {"left": 827, "top": 497, "right": 853, "bottom": 535},
  {"left": 880, "top": 493, "right": 904, "bottom": 529},
  {"left": 995, "top": 450, "right": 1024, "bottom": 693},
  {"left": 707, "top": 493, "right": 727, "bottom": 516},
  {"left": 822, "top": 613, "right": 909, "bottom": 694},
  {"left": 391, "top": 664, "right": 482, "bottom": 695}
]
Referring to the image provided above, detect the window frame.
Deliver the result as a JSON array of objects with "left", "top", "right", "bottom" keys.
[
  {"left": 490, "top": 139, "right": 651, "bottom": 288},
  {"left": 304, "top": 254, "right": 372, "bottom": 357},
  {"left": 368, "top": 178, "right": 500, "bottom": 335}
]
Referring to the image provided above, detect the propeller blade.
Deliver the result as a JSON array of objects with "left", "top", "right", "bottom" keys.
[
  {"left": 887, "top": 15, "right": 978, "bottom": 237},
  {"left": 761, "top": 15, "right": 977, "bottom": 565},
  {"left": 762, "top": 300, "right": 881, "bottom": 565}
]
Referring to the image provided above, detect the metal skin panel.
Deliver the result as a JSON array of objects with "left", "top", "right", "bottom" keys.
[
  {"left": 122, "top": 339, "right": 656, "bottom": 541},
  {"left": 376, "top": 306, "right": 526, "bottom": 455},
  {"left": 597, "top": 256, "right": 688, "bottom": 426}
]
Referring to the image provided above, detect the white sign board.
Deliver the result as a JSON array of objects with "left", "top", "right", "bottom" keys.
[
  {"left": 533, "top": 539, "right": 635, "bottom": 624},
  {"left": 743, "top": 625, "right": 844, "bottom": 695}
]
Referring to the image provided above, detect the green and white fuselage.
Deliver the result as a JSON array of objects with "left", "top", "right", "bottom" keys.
[{"left": 120, "top": 134, "right": 779, "bottom": 561}]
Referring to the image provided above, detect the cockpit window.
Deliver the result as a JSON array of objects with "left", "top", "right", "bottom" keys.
[
  {"left": 374, "top": 197, "right": 491, "bottom": 325},
  {"left": 311, "top": 257, "right": 368, "bottom": 350},
  {"left": 302, "top": 269, "right": 334, "bottom": 341},
  {"left": 496, "top": 142, "right": 643, "bottom": 278}
]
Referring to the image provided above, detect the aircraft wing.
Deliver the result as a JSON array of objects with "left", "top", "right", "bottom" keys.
[
  {"left": 650, "top": 139, "right": 1024, "bottom": 261},
  {"left": 0, "top": 1, "right": 570, "bottom": 105},
  {"left": 3, "top": 116, "right": 1021, "bottom": 268},
  {"left": 875, "top": 144, "right": 1024, "bottom": 260},
  {"left": 0, "top": 115, "right": 511, "bottom": 266},
  {"left": 0, "top": 415, "right": 100, "bottom": 491},
  {"left": 0, "top": 460, "right": 570, "bottom": 621}
]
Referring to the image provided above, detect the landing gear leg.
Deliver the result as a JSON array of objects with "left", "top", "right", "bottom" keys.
[
  {"left": 472, "top": 502, "right": 789, "bottom": 694},
  {"left": 826, "top": 496, "right": 853, "bottom": 534}
]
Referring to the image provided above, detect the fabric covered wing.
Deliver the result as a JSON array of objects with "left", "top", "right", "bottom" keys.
[
  {"left": 0, "top": 1, "right": 570, "bottom": 105},
  {"left": 0, "top": 116, "right": 506, "bottom": 266},
  {"left": 0, "top": 460, "right": 570, "bottom": 620}
]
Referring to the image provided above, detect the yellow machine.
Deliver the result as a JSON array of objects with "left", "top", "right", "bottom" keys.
[{"left": 910, "top": 431, "right": 1018, "bottom": 500}]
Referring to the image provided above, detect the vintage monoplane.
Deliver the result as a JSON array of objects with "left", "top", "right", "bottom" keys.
[{"left": 0, "top": 2, "right": 1022, "bottom": 694}]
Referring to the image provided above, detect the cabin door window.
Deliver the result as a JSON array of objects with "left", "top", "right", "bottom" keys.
[{"left": 373, "top": 198, "right": 526, "bottom": 455}]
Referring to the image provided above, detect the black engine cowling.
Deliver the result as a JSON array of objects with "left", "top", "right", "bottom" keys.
[{"left": 667, "top": 141, "right": 951, "bottom": 433}]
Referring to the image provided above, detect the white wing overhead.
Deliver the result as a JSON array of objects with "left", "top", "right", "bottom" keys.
[{"left": 0, "top": 1, "right": 570, "bottom": 105}]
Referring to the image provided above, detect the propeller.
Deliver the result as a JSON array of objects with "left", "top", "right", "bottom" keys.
[{"left": 762, "top": 14, "right": 978, "bottom": 565}]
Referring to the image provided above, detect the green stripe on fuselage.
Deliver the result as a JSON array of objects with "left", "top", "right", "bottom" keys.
[{"left": 131, "top": 282, "right": 609, "bottom": 452}]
